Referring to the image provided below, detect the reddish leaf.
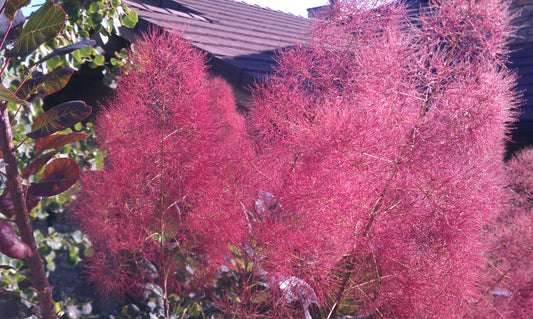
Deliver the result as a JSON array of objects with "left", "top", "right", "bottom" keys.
[
  {"left": 35, "top": 132, "right": 89, "bottom": 153},
  {"left": 16, "top": 67, "right": 74, "bottom": 100},
  {"left": 4, "top": 0, "right": 31, "bottom": 21},
  {"left": 25, "top": 193, "right": 41, "bottom": 213},
  {"left": 0, "top": 85, "right": 26, "bottom": 105},
  {"left": 0, "top": 289, "right": 33, "bottom": 318},
  {"left": 0, "top": 221, "right": 32, "bottom": 259},
  {"left": 27, "top": 101, "right": 92, "bottom": 139},
  {"left": 6, "top": 2, "right": 66, "bottom": 57},
  {"left": 21, "top": 150, "right": 60, "bottom": 179},
  {"left": 0, "top": 185, "right": 43, "bottom": 217},
  {"left": 28, "top": 158, "right": 79, "bottom": 197},
  {"left": 0, "top": 189, "right": 15, "bottom": 218}
]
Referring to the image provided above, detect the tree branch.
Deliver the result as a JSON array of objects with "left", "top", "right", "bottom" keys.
[{"left": 0, "top": 102, "right": 56, "bottom": 319}]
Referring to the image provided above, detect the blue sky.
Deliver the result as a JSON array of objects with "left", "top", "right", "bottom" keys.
[
  {"left": 22, "top": 0, "right": 330, "bottom": 17},
  {"left": 21, "top": 0, "right": 44, "bottom": 16},
  {"left": 240, "top": 0, "right": 329, "bottom": 17}
]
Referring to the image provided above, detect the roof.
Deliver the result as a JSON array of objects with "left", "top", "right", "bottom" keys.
[
  {"left": 118, "top": 0, "right": 533, "bottom": 149},
  {"left": 122, "top": 0, "right": 311, "bottom": 89}
]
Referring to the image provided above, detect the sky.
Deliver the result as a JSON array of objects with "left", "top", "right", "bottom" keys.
[
  {"left": 239, "top": 0, "right": 330, "bottom": 17},
  {"left": 23, "top": 0, "right": 331, "bottom": 18},
  {"left": 21, "top": 0, "right": 44, "bottom": 16}
]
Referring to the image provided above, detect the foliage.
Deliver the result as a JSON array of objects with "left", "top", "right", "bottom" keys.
[
  {"left": 480, "top": 147, "right": 533, "bottom": 318},
  {"left": 11, "top": 0, "right": 136, "bottom": 86},
  {"left": 2, "top": 0, "right": 134, "bottom": 209},
  {"left": 72, "top": 31, "right": 252, "bottom": 313},
  {"left": 0, "top": 0, "right": 107, "bottom": 318},
  {"left": 243, "top": 0, "right": 516, "bottom": 317},
  {"left": 73, "top": 0, "right": 520, "bottom": 318},
  {"left": 1, "top": 0, "right": 134, "bottom": 220},
  {"left": 57, "top": 0, "right": 135, "bottom": 86}
]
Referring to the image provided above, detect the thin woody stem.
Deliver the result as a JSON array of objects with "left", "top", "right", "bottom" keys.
[
  {"left": 327, "top": 26, "right": 467, "bottom": 318},
  {"left": 159, "top": 96, "right": 170, "bottom": 319},
  {"left": 0, "top": 101, "right": 56, "bottom": 319}
]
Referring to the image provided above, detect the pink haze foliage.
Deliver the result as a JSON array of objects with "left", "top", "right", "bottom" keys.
[
  {"left": 71, "top": 32, "right": 251, "bottom": 299},
  {"left": 481, "top": 147, "right": 533, "bottom": 319},
  {"left": 246, "top": 0, "right": 516, "bottom": 317},
  {"left": 70, "top": 0, "right": 521, "bottom": 317}
]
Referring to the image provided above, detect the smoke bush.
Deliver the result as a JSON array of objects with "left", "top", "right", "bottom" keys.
[
  {"left": 246, "top": 0, "right": 516, "bottom": 317},
  {"left": 482, "top": 148, "right": 533, "bottom": 318},
  {"left": 72, "top": 0, "right": 519, "bottom": 318},
  {"left": 72, "top": 32, "right": 251, "bottom": 300}
]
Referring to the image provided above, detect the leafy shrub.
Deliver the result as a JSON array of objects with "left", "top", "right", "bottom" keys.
[{"left": 0, "top": 0, "right": 134, "bottom": 318}]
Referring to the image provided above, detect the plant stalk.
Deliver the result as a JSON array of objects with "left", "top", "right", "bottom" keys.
[
  {"left": 327, "top": 25, "right": 467, "bottom": 318},
  {"left": 0, "top": 102, "right": 57, "bottom": 319}
]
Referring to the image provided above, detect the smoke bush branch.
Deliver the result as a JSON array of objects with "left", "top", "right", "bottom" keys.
[
  {"left": 0, "top": 102, "right": 56, "bottom": 319},
  {"left": 328, "top": 22, "right": 469, "bottom": 317}
]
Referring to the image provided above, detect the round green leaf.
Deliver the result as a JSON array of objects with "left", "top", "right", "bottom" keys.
[
  {"left": 93, "top": 54, "right": 105, "bottom": 66},
  {"left": 121, "top": 10, "right": 138, "bottom": 28}
]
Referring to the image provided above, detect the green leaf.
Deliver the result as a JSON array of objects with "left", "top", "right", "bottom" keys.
[
  {"left": 0, "top": 85, "right": 26, "bottom": 104},
  {"left": 28, "top": 158, "right": 80, "bottom": 196},
  {"left": 27, "top": 100, "right": 92, "bottom": 139},
  {"left": 35, "top": 132, "right": 89, "bottom": 153},
  {"left": 121, "top": 10, "right": 138, "bottom": 28},
  {"left": 21, "top": 150, "right": 60, "bottom": 179},
  {"left": 6, "top": 2, "right": 66, "bottom": 57},
  {"left": 33, "top": 40, "right": 96, "bottom": 65},
  {"left": 83, "top": 247, "right": 94, "bottom": 257},
  {"left": 88, "top": 2, "right": 100, "bottom": 13},
  {"left": 16, "top": 67, "right": 74, "bottom": 100},
  {"left": 4, "top": 0, "right": 31, "bottom": 21},
  {"left": 44, "top": 56, "right": 61, "bottom": 69},
  {"left": 95, "top": 150, "right": 104, "bottom": 170},
  {"left": 68, "top": 246, "right": 79, "bottom": 265},
  {"left": 93, "top": 54, "right": 105, "bottom": 66}
]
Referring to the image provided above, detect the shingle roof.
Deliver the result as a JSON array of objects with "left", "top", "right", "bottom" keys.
[
  {"left": 120, "top": 0, "right": 533, "bottom": 149},
  {"left": 122, "top": 0, "right": 310, "bottom": 89}
]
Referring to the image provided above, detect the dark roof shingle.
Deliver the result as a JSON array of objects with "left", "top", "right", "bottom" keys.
[{"left": 124, "top": 0, "right": 310, "bottom": 89}]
